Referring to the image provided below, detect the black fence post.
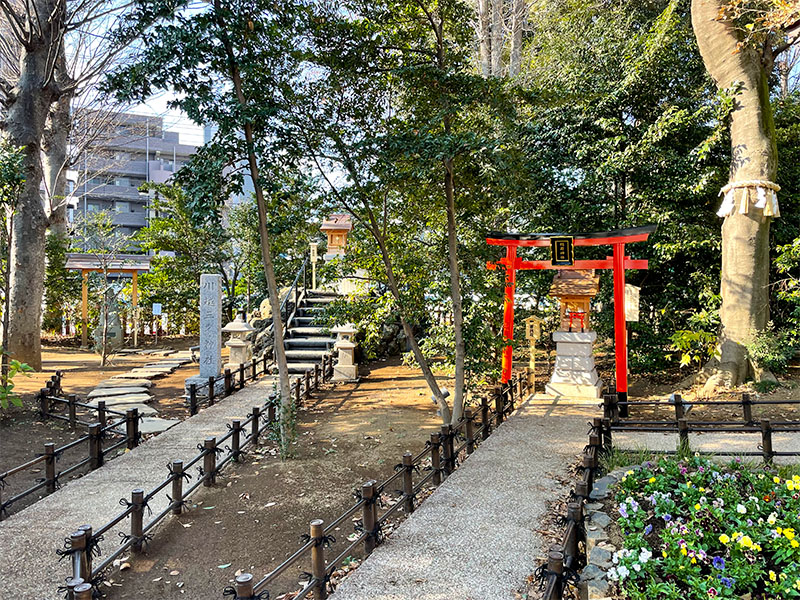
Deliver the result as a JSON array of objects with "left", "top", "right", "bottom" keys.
[
  {"left": 601, "top": 418, "right": 612, "bottom": 453},
  {"left": 69, "top": 529, "right": 89, "bottom": 583},
  {"left": 65, "top": 577, "right": 86, "bottom": 600},
  {"left": 251, "top": 358, "right": 257, "bottom": 381},
  {"left": 402, "top": 452, "right": 414, "bottom": 514},
  {"left": 38, "top": 388, "right": 49, "bottom": 419},
  {"left": 74, "top": 583, "right": 93, "bottom": 600},
  {"left": 465, "top": 409, "right": 475, "bottom": 455},
  {"left": 231, "top": 420, "right": 242, "bottom": 462},
  {"left": 224, "top": 369, "right": 232, "bottom": 396},
  {"left": 208, "top": 376, "right": 216, "bottom": 406},
  {"left": 78, "top": 524, "right": 93, "bottom": 576},
  {"left": 294, "top": 379, "right": 301, "bottom": 407},
  {"left": 678, "top": 418, "right": 690, "bottom": 454},
  {"left": 495, "top": 387, "right": 504, "bottom": 427},
  {"left": 189, "top": 384, "right": 198, "bottom": 416},
  {"left": 263, "top": 352, "right": 268, "bottom": 374},
  {"left": 171, "top": 460, "right": 184, "bottom": 515},
  {"left": 761, "top": 419, "right": 774, "bottom": 465},
  {"left": 362, "top": 480, "right": 378, "bottom": 554},
  {"left": 544, "top": 547, "right": 564, "bottom": 600},
  {"left": 673, "top": 393, "right": 685, "bottom": 422},
  {"left": 203, "top": 437, "right": 217, "bottom": 486},
  {"left": 314, "top": 363, "right": 320, "bottom": 390},
  {"left": 430, "top": 433, "right": 442, "bottom": 486},
  {"left": 67, "top": 394, "right": 78, "bottom": 429},
  {"left": 88, "top": 424, "right": 103, "bottom": 470},
  {"left": 44, "top": 442, "right": 56, "bottom": 494},
  {"left": 566, "top": 503, "right": 582, "bottom": 560},
  {"left": 310, "top": 519, "right": 327, "bottom": 600},
  {"left": 234, "top": 573, "right": 255, "bottom": 599},
  {"left": 239, "top": 363, "right": 245, "bottom": 390},
  {"left": 126, "top": 408, "right": 139, "bottom": 450},
  {"left": 130, "top": 488, "right": 144, "bottom": 552},
  {"left": 741, "top": 392, "right": 753, "bottom": 424},
  {"left": 97, "top": 400, "right": 107, "bottom": 429},
  {"left": 304, "top": 370, "right": 311, "bottom": 401},
  {"left": 440, "top": 425, "right": 452, "bottom": 479},
  {"left": 251, "top": 407, "right": 261, "bottom": 447},
  {"left": 481, "top": 397, "right": 490, "bottom": 440}
]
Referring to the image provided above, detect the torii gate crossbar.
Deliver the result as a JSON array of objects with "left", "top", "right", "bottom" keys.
[{"left": 486, "top": 225, "right": 656, "bottom": 404}]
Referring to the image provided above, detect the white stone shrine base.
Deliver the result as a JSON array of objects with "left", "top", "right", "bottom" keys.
[{"left": 545, "top": 331, "right": 603, "bottom": 399}]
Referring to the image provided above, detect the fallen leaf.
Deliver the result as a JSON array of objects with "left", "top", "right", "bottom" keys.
[
  {"left": 218, "top": 563, "right": 232, "bottom": 569},
  {"left": 152, "top": 577, "right": 162, "bottom": 582},
  {"left": 120, "top": 563, "right": 131, "bottom": 571},
  {"left": 170, "top": 570, "right": 180, "bottom": 576}
]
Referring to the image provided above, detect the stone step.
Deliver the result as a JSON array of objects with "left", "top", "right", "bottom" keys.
[
  {"left": 96, "top": 378, "right": 153, "bottom": 389},
  {"left": 87, "top": 387, "right": 150, "bottom": 399},
  {"left": 285, "top": 349, "right": 328, "bottom": 360},
  {"left": 92, "top": 401, "right": 157, "bottom": 416},
  {"left": 285, "top": 337, "right": 336, "bottom": 349},
  {"left": 307, "top": 291, "right": 340, "bottom": 298},
  {"left": 304, "top": 297, "right": 337, "bottom": 305},
  {"left": 289, "top": 326, "right": 328, "bottom": 336},
  {"left": 291, "top": 316, "right": 319, "bottom": 327},
  {"left": 287, "top": 362, "right": 319, "bottom": 374},
  {"left": 111, "top": 372, "right": 161, "bottom": 380}
]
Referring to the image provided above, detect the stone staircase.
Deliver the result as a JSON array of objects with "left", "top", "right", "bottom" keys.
[{"left": 284, "top": 290, "right": 339, "bottom": 374}]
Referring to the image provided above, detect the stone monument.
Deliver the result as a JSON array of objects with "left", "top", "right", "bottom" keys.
[
  {"left": 185, "top": 274, "right": 224, "bottom": 398},
  {"left": 545, "top": 270, "right": 603, "bottom": 399},
  {"left": 331, "top": 323, "right": 358, "bottom": 382}
]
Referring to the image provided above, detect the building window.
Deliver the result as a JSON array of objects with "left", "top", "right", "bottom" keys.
[
  {"left": 87, "top": 202, "right": 101, "bottom": 213},
  {"left": 115, "top": 201, "right": 131, "bottom": 213}
]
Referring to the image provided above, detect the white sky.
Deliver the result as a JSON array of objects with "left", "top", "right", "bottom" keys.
[{"left": 132, "top": 93, "right": 205, "bottom": 146}]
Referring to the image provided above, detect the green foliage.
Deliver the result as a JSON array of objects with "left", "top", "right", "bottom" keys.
[
  {"left": 0, "top": 349, "right": 33, "bottom": 409},
  {"left": 43, "top": 233, "right": 81, "bottom": 333},
  {"left": 745, "top": 325, "right": 796, "bottom": 375},
  {"left": 611, "top": 455, "right": 800, "bottom": 599},
  {"left": 323, "top": 291, "right": 398, "bottom": 361}
]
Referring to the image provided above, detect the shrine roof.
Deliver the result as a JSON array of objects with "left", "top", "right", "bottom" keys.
[
  {"left": 65, "top": 253, "right": 152, "bottom": 272},
  {"left": 549, "top": 270, "right": 600, "bottom": 297},
  {"left": 321, "top": 213, "right": 353, "bottom": 231},
  {"left": 487, "top": 224, "right": 657, "bottom": 247}
]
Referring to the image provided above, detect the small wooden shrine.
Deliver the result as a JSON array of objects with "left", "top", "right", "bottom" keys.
[
  {"left": 549, "top": 270, "right": 600, "bottom": 331},
  {"left": 321, "top": 214, "right": 353, "bottom": 259}
]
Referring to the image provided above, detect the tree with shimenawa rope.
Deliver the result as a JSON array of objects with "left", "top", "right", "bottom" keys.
[{"left": 691, "top": 0, "right": 800, "bottom": 390}]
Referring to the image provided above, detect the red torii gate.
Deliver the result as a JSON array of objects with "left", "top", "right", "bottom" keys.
[{"left": 486, "top": 225, "right": 656, "bottom": 405}]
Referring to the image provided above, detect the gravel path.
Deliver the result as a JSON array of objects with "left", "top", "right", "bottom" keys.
[{"left": 331, "top": 397, "right": 597, "bottom": 600}]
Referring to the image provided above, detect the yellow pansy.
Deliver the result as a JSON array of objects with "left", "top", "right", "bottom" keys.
[
  {"left": 719, "top": 534, "right": 730, "bottom": 544},
  {"left": 739, "top": 535, "right": 753, "bottom": 548},
  {"left": 648, "top": 477, "right": 656, "bottom": 483},
  {"left": 662, "top": 550, "right": 667, "bottom": 558},
  {"left": 769, "top": 571, "right": 777, "bottom": 582},
  {"left": 686, "top": 482, "right": 692, "bottom": 488},
  {"left": 788, "top": 481, "right": 796, "bottom": 491},
  {"left": 680, "top": 547, "right": 688, "bottom": 556},
  {"left": 774, "top": 476, "right": 782, "bottom": 484},
  {"left": 691, "top": 557, "right": 697, "bottom": 564},
  {"left": 694, "top": 503, "right": 701, "bottom": 510},
  {"left": 753, "top": 543, "right": 762, "bottom": 552},
  {"left": 794, "top": 579, "right": 800, "bottom": 591},
  {"left": 792, "top": 540, "right": 799, "bottom": 548},
  {"left": 778, "top": 527, "right": 783, "bottom": 534},
  {"left": 785, "top": 528, "right": 796, "bottom": 540},
  {"left": 626, "top": 470, "right": 634, "bottom": 475}
]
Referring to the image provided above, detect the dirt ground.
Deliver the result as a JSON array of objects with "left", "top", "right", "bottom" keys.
[{"left": 99, "top": 357, "right": 444, "bottom": 599}]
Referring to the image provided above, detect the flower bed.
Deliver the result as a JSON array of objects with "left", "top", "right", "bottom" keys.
[{"left": 607, "top": 455, "right": 800, "bottom": 599}]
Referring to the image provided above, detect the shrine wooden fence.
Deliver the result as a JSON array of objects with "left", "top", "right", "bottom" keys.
[
  {"left": 0, "top": 374, "right": 138, "bottom": 521},
  {"left": 603, "top": 392, "right": 800, "bottom": 463},
  {"left": 57, "top": 372, "right": 533, "bottom": 600}
]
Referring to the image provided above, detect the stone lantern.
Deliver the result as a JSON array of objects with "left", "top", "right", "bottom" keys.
[
  {"left": 545, "top": 270, "right": 603, "bottom": 399},
  {"left": 222, "top": 311, "right": 255, "bottom": 371},
  {"left": 331, "top": 323, "right": 358, "bottom": 382}
]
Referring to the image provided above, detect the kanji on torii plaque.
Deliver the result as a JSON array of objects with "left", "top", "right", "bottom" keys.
[{"left": 486, "top": 225, "right": 656, "bottom": 405}]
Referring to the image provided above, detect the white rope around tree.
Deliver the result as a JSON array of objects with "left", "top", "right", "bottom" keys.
[{"left": 717, "top": 179, "right": 781, "bottom": 218}]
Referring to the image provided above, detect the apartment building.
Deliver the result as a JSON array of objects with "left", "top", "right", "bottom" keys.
[{"left": 68, "top": 112, "right": 198, "bottom": 236}]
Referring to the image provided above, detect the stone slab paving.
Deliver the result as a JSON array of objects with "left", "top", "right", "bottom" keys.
[
  {"left": 87, "top": 393, "right": 153, "bottom": 406},
  {"left": 0, "top": 378, "right": 277, "bottom": 600},
  {"left": 332, "top": 397, "right": 598, "bottom": 600},
  {"left": 96, "top": 378, "right": 153, "bottom": 389},
  {"left": 87, "top": 386, "right": 150, "bottom": 399}
]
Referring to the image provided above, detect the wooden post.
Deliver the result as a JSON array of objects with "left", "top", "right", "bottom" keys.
[
  {"left": 44, "top": 442, "right": 56, "bottom": 494},
  {"left": 232, "top": 420, "right": 242, "bottom": 462},
  {"left": 761, "top": 419, "right": 774, "bottom": 465},
  {"left": 78, "top": 524, "right": 94, "bottom": 576},
  {"left": 465, "top": 409, "right": 475, "bottom": 455},
  {"left": 132, "top": 270, "right": 139, "bottom": 348},
  {"left": 171, "top": 460, "right": 184, "bottom": 515},
  {"left": 81, "top": 270, "right": 89, "bottom": 348},
  {"left": 88, "top": 423, "right": 103, "bottom": 470},
  {"left": 304, "top": 370, "right": 311, "bottom": 400},
  {"left": 673, "top": 393, "right": 685, "bottom": 421},
  {"left": 251, "top": 358, "right": 257, "bottom": 381},
  {"left": 224, "top": 368, "right": 232, "bottom": 396},
  {"left": 239, "top": 363, "right": 245, "bottom": 390},
  {"left": 203, "top": 437, "right": 217, "bottom": 486},
  {"left": 69, "top": 530, "right": 88, "bottom": 583},
  {"left": 67, "top": 394, "right": 77, "bottom": 429},
  {"left": 189, "top": 384, "right": 198, "bottom": 416},
  {"left": 440, "top": 425, "right": 452, "bottom": 478},
  {"left": 430, "top": 433, "right": 442, "bottom": 486},
  {"left": 310, "top": 519, "right": 327, "bottom": 600},
  {"left": 97, "top": 400, "right": 107, "bottom": 428},
  {"left": 495, "top": 387, "right": 504, "bottom": 426},
  {"left": 38, "top": 388, "right": 48, "bottom": 419},
  {"left": 74, "top": 583, "right": 93, "bottom": 600},
  {"left": 65, "top": 577, "right": 86, "bottom": 600},
  {"left": 294, "top": 379, "right": 301, "bottom": 406},
  {"left": 566, "top": 503, "right": 582, "bottom": 560},
  {"left": 251, "top": 407, "right": 261, "bottom": 447},
  {"left": 741, "top": 392, "right": 753, "bottom": 424},
  {"left": 361, "top": 481, "right": 378, "bottom": 554},
  {"left": 481, "top": 397, "right": 490, "bottom": 440},
  {"left": 545, "top": 547, "right": 564, "bottom": 599},
  {"left": 402, "top": 452, "right": 414, "bottom": 514},
  {"left": 130, "top": 488, "right": 144, "bottom": 552},
  {"left": 602, "top": 418, "right": 612, "bottom": 453},
  {"left": 314, "top": 363, "right": 320, "bottom": 390},
  {"left": 234, "top": 573, "right": 255, "bottom": 599},
  {"left": 263, "top": 352, "right": 268, "bottom": 374},
  {"left": 208, "top": 376, "right": 216, "bottom": 406},
  {"left": 268, "top": 403, "right": 276, "bottom": 423},
  {"left": 678, "top": 418, "right": 689, "bottom": 453}
]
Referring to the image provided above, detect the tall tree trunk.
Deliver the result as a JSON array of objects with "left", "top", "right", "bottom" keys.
[
  {"left": 212, "top": 0, "right": 292, "bottom": 454},
  {"left": 692, "top": 0, "right": 777, "bottom": 388},
  {"left": 5, "top": 45, "right": 58, "bottom": 371},
  {"left": 508, "top": 0, "right": 526, "bottom": 77},
  {"left": 490, "top": 0, "right": 504, "bottom": 76},
  {"left": 444, "top": 157, "right": 466, "bottom": 423},
  {"left": 477, "top": 0, "right": 492, "bottom": 77}
]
